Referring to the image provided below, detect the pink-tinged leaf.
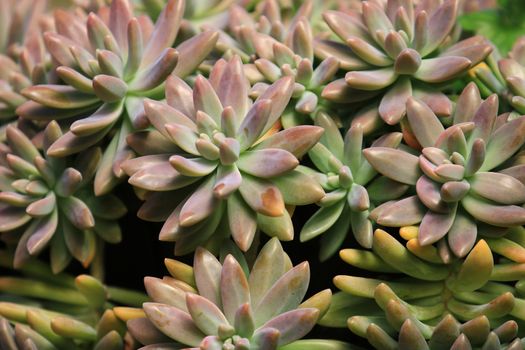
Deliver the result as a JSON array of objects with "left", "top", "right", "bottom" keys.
[
  {"left": 70, "top": 102, "right": 123, "bottom": 137},
  {"left": 43, "top": 32, "right": 77, "bottom": 66},
  {"left": 362, "top": 1, "right": 394, "bottom": 43},
  {"left": 249, "top": 238, "right": 290, "bottom": 305},
  {"left": 406, "top": 97, "right": 444, "bottom": 147},
  {"left": 179, "top": 176, "right": 217, "bottom": 227},
  {"left": 6, "top": 126, "right": 40, "bottom": 163},
  {"left": 97, "top": 49, "right": 124, "bottom": 77},
  {"left": 26, "top": 208, "right": 58, "bottom": 255},
  {"left": 440, "top": 180, "right": 470, "bottom": 203},
  {"left": 414, "top": 57, "right": 471, "bottom": 83},
  {"left": 221, "top": 255, "right": 250, "bottom": 324},
  {"left": 141, "top": 0, "right": 184, "bottom": 67},
  {"left": 257, "top": 308, "right": 318, "bottom": 346},
  {"left": 253, "top": 126, "right": 323, "bottom": 158},
  {"left": 54, "top": 9, "right": 90, "bottom": 50},
  {"left": 121, "top": 154, "right": 169, "bottom": 176},
  {"left": 422, "top": 0, "right": 458, "bottom": 55},
  {"left": 238, "top": 175, "right": 284, "bottom": 217},
  {"left": 416, "top": 175, "right": 449, "bottom": 212},
  {"left": 214, "top": 165, "right": 242, "bottom": 199},
  {"left": 0, "top": 192, "right": 33, "bottom": 207},
  {"left": 322, "top": 78, "right": 379, "bottom": 103},
  {"left": 56, "top": 66, "right": 94, "bottom": 94},
  {"left": 346, "top": 37, "right": 392, "bottom": 67},
  {"left": 501, "top": 165, "right": 525, "bottom": 185},
  {"left": 169, "top": 156, "right": 217, "bottom": 177},
  {"left": 0, "top": 206, "right": 31, "bottom": 232},
  {"left": 453, "top": 82, "right": 482, "bottom": 124},
  {"left": 129, "top": 161, "right": 197, "bottom": 191},
  {"left": 144, "top": 276, "right": 187, "bottom": 311},
  {"left": 87, "top": 13, "right": 112, "bottom": 50},
  {"left": 482, "top": 116, "right": 525, "bottom": 171},
  {"left": 345, "top": 68, "right": 397, "bottom": 91},
  {"left": 287, "top": 17, "right": 314, "bottom": 61},
  {"left": 193, "top": 75, "right": 223, "bottom": 123},
  {"left": 59, "top": 197, "right": 94, "bottom": 230},
  {"left": 109, "top": 0, "right": 132, "bottom": 54},
  {"left": 374, "top": 196, "right": 425, "bottom": 226},
  {"left": 465, "top": 139, "right": 485, "bottom": 177},
  {"left": 194, "top": 247, "right": 222, "bottom": 307},
  {"left": 127, "top": 317, "right": 175, "bottom": 346},
  {"left": 143, "top": 303, "right": 204, "bottom": 347},
  {"left": 165, "top": 76, "right": 195, "bottom": 118},
  {"left": 394, "top": 48, "right": 422, "bottom": 75},
  {"left": 322, "top": 11, "right": 371, "bottom": 42},
  {"left": 418, "top": 205, "right": 457, "bottom": 245},
  {"left": 272, "top": 170, "right": 324, "bottom": 206},
  {"left": 257, "top": 76, "right": 295, "bottom": 134},
  {"left": 254, "top": 262, "right": 310, "bottom": 327},
  {"left": 252, "top": 327, "right": 280, "bottom": 349},
  {"left": 186, "top": 293, "right": 229, "bottom": 335},
  {"left": 470, "top": 172, "right": 525, "bottom": 205},
  {"left": 448, "top": 212, "right": 477, "bottom": 258},
  {"left": 129, "top": 48, "right": 178, "bottom": 92},
  {"left": 174, "top": 30, "right": 219, "bottom": 78},
  {"left": 144, "top": 99, "right": 196, "bottom": 139},
  {"left": 26, "top": 193, "right": 56, "bottom": 217},
  {"left": 379, "top": 77, "right": 412, "bottom": 125},
  {"left": 443, "top": 36, "right": 492, "bottom": 67},
  {"left": 92, "top": 75, "right": 127, "bottom": 103},
  {"left": 164, "top": 124, "right": 199, "bottom": 155},
  {"left": 22, "top": 85, "right": 97, "bottom": 109},
  {"left": 227, "top": 192, "right": 257, "bottom": 251},
  {"left": 235, "top": 303, "right": 255, "bottom": 338},
  {"left": 363, "top": 147, "right": 421, "bottom": 185},
  {"left": 237, "top": 149, "right": 298, "bottom": 179},
  {"left": 237, "top": 99, "right": 272, "bottom": 150},
  {"left": 413, "top": 86, "right": 453, "bottom": 117},
  {"left": 469, "top": 94, "right": 498, "bottom": 145},
  {"left": 215, "top": 56, "right": 250, "bottom": 119},
  {"left": 384, "top": 31, "right": 408, "bottom": 58},
  {"left": 314, "top": 39, "right": 369, "bottom": 71},
  {"left": 462, "top": 195, "right": 525, "bottom": 227}
]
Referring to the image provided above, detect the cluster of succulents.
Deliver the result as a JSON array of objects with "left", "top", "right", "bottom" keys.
[{"left": 2, "top": 0, "right": 525, "bottom": 349}]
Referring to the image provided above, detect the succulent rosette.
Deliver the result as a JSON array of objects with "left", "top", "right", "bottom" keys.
[
  {"left": 0, "top": 252, "right": 148, "bottom": 350},
  {"left": 16, "top": 0, "right": 218, "bottom": 195},
  {"left": 127, "top": 238, "right": 352, "bottom": 350},
  {"left": 0, "top": 0, "right": 52, "bottom": 137},
  {"left": 243, "top": 13, "right": 340, "bottom": 126},
  {"left": 0, "top": 123, "right": 126, "bottom": 272},
  {"left": 320, "top": 228, "right": 525, "bottom": 349},
  {"left": 365, "top": 83, "right": 525, "bottom": 259},
  {"left": 318, "top": 0, "right": 492, "bottom": 126},
  {"left": 299, "top": 113, "right": 408, "bottom": 260},
  {"left": 122, "top": 56, "right": 324, "bottom": 254}
]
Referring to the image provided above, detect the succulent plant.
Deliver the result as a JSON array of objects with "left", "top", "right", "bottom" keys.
[
  {"left": 364, "top": 83, "right": 525, "bottom": 258},
  {"left": 0, "top": 250, "right": 148, "bottom": 350},
  {"left": 320, "top": 228, "right": 525, "bottom": 349},
  {"left": 0, "top": 123, "right": 126, "bottom": 272},
  {"left": 126, "top": 237, "right": 352, "bottom": 350},
  {"left": 0, "top": 1, "right": 53, "bottom": 137},
  {"left": 239, "top": 11, "right": 340, "bottom": 126},
  {"left": 299, "top": 113, "right": 408, "bottom": 260},
  {"left": 16, "top": 0, "right": 218, "bottom": 195},
  {"left": 122, "top": 56, "right": 324, "bottom": 254},
  {"left": 318, "top": 0, "right": 492, "bottom": 126}
]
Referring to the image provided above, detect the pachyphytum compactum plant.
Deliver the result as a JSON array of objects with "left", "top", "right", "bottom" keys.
[{"left": 4, "top": 0, "right": 525, "bottom": 349}]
